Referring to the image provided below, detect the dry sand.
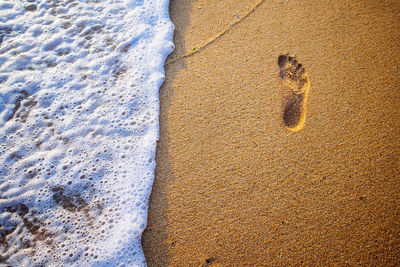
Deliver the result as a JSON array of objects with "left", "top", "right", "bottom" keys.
[{"left": 142, "top": 0, "right": 400, "bottom": 265}]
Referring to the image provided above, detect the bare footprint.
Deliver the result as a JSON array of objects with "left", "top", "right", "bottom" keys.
[{"left": 277, "top": 53, "right": 310, "bottom": 132}]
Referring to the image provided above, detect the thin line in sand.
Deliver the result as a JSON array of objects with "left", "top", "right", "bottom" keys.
[{"left": 166, "top": 0, "right": 267, "bottom": 66}]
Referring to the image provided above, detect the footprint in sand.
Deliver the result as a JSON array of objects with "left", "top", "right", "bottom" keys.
[{"left": 277, "top": 53, "right": 310, "bottom": 132}]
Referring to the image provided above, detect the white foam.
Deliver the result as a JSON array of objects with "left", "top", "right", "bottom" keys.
[{"left": 0, "top": 0, "right": 174, "bottom": 265}]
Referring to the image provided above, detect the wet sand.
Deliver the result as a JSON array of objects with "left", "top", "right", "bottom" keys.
[{"left": 142, "top": 0, "right": 400, "bottom": 265}]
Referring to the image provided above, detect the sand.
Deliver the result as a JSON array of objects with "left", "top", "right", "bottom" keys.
[{"left": 142, "top": 0, "right": 400, "bottom": 265}]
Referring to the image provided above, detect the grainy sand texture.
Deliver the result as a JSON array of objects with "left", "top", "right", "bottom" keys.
[{"left": 142, "top": 0, "right": 400, "bottom": 265}]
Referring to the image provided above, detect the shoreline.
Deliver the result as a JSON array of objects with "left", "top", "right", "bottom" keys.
[{"left": 142, "top": 0, "right": 400, "bottom": 265}]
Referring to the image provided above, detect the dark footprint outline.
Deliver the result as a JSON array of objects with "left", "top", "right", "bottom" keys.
[{"left": 277, "top": 53, "right": 310, "bottom": 132}]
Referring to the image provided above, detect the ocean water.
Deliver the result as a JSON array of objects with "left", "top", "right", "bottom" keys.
[{"left": 0, "top": 0, "right": 174, "bottom": 266}]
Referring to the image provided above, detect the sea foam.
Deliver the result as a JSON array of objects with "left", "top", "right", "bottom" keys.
[{"left": 0, "top": 0, "right": 174, "bottom": 265}]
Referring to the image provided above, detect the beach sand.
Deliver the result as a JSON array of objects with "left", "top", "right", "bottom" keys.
[{"left": 142, "top": 0, "right": 400, "bottom": 265}]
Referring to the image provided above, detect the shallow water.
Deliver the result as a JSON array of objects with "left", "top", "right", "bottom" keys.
[{"left": 0, "top": 0, "right": 174, "bottom": 265}]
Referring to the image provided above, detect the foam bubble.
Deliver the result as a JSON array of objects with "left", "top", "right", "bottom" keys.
[{"left": 0, "top": 0, "right": 174, "bottom": 265}]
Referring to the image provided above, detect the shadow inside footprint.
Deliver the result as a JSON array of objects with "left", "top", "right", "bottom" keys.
[{"left": 283, "top": 94, "right": 302, "bottom": 128}]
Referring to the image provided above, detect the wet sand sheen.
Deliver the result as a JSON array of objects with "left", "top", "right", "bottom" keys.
[{"left": 142, "top": 0, "right": 400, "bottom": 265}]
